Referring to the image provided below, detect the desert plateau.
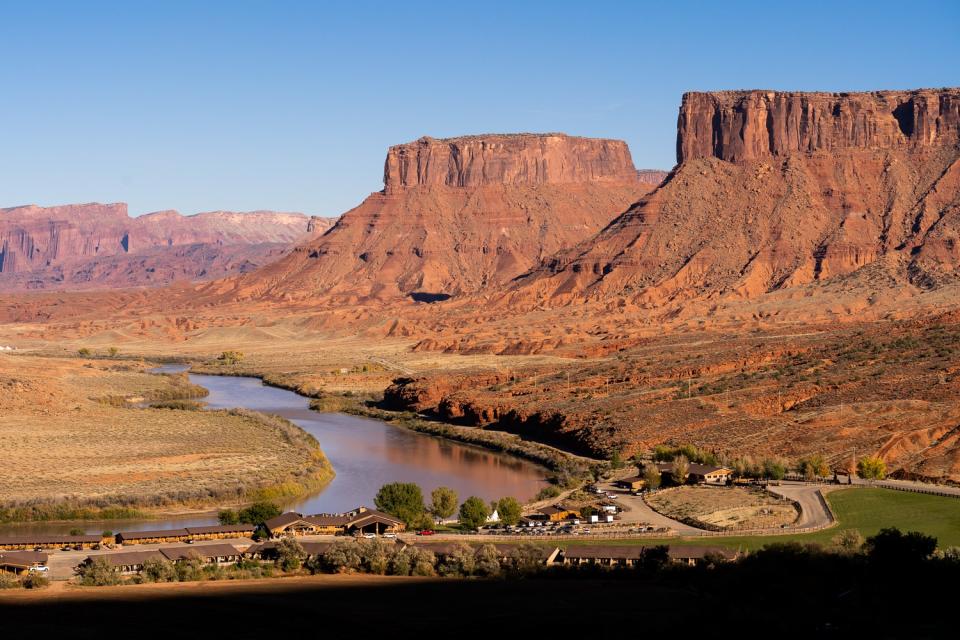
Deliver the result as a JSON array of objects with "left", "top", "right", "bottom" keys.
[{"left": 1, "top": 2, "right": 959, "bottom": 635}]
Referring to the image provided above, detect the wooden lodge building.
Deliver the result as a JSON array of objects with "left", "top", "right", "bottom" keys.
[
  {"left": 655, "top": 462, "right": 733, "bottom": 485},
  {"left": 0, "top": 534, "right": 104, "bottom": 551},
  {"left": 265, "top": 506, "right": 405, "bottom": 538},
  {"left": 184, "top": 524, "right": 257, "bottom": 540},
  {"left": 0, "top": 551, "right": 48, "bottom": 575}
]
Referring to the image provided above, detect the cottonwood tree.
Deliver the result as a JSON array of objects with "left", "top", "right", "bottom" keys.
[
  {"left": 643, "top": 463, "right": 662, "bottom": 490},
  {"left": 276, "top": 537, "right": 306, "bottom": 572},
  {"left": 496, "top": 497, "right": 522, "bottom": 526},
  {"left": 671, "top": 455, "right": 690, "bottom": 485},
  {"left": 857, "top": 456, "right": 886, "bottom": 480},
  {"left": 374, "top": 482, "right": 425, "bottom": 525},
  {"left": 474, "top": 544, "right": 502, "bottom": 577},
  {"left": 429, "top": 486, "right": 458, "bottom": 523},
  {"left": 458, "top": 496, "right": 490, "bottom": 530}
]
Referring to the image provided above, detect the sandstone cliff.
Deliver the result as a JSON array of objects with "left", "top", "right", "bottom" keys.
[
  {"left": 505, "top": 88, "right": 960, "bottom": 307},
  {"left": 677, "top": 88, "right": 960, "bottom": 163},
  {"left": 0, "top": 203, "right": 334, "bottom": 290},
  {"left": 215, "top": 133, "right": 656, "bottom": 302},
  {"left": 382, "top": 134, "right": 639, "bottom": 193}
]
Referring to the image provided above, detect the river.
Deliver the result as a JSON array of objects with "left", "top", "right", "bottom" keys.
[{"left": 2, "top": 366, "right": 547, "bottom": 535}]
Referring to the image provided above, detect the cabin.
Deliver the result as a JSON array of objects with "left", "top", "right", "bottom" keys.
[
  {"left": 184, "top": 524, "right": 256, "bottom": 541},
  {"left": 558, "top": 545, "right": 649, "bottom": 567},
  {"left": 615, "top": 476, "right": 646, "bottom": 491},
  {"left": 160, "top": 544, "right": 242, "bottom": 565},
  {"left": 0, "top": 551, "right": 48, "bottom": 576},
  {"left": 115, "top": 529, "right": 190, "bottom": 545},
  {"left": 0, "top": 534, "right": 103, "bottom": 551},
  {"left": 655, "top": 462, "right": 733, "bottom": 485}
]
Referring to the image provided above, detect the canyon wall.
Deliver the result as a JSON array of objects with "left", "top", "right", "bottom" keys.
[{"left": 677, "top": 88, "right": 960, "bottom": 163}]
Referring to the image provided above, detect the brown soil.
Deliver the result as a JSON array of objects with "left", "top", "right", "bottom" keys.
[{"left": 647, "top": 486, "right": 798, "bottom": 530}]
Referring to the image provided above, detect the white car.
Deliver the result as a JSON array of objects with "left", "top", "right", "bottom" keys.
[
  {"left": 29, "top": 566, "right": 49, "bottom": 574},
  {"left": 363, "top": 532, "right": 376, "bottom": 539},
  {"left": 382, "top": 532, "right": 397, "bottom": 539}
]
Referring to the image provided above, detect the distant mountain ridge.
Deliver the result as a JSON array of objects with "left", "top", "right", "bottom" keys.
[{"left": 0, "top": 202, "right": 335, "bottom": 290}]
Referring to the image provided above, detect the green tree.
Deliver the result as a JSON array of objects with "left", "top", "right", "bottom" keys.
[
  {"left": 429, "top": 486, "right": 458, "bottom": 523},
  {"left": 275, "top": 537, "right": 306, "bottom": 572},
  {"left": 374, "top": 482, "right": 425, "bottom": 525},
  {"left": 653, "top": 445, "right": 676, "bottom": 462},
  {"left": 865, "top": 528, "right": 936, "bottom": 564},
  {"left": 458, "top": 496, "right": 490, "bottom": 530},
  {"left": 507, "top": 542, "right": 546, "bottom": 573},
  {"left": 217, "top": 509, "right": 239, "bottom": 525},
  {"left": 642, "top": 463, "right": 662, "bottom": 490},
  {"left": 409, "top": 548, "right": 436, "bottom": 576},
  {"left": 107, "top": 346, "right": 119, "bottom": 357},
  {"left": 77, "top": 348, "right": 92, "bottom": 357},
  {"left": 671, "top": 455, "right": 690, "bottom": 485},
  {"left": 763, "top": 458, "right": 786, "bottom": 480},
  {"left": 75, "top": 557, "right": 122, "bottom": 586},
  {"left": 799, "top": 454, "right": 830, "bottom": 480},
  {"left": 610, "top": 450, "right": 625, "bottom": 469},
  {"left": 141, "top": 557, "right": 177, "bottom": 583},
  {"left": 496, "top": 497, "right": 522, "bottom": 526},
  {"left": 69, "top": 528, "right": 85, "bottom": 536},
  {"left": 857, "top": 456, "right": 886, "bottom": 480},
  {"left": 237, "top": 501, "right": 281, "bottom": 525}
]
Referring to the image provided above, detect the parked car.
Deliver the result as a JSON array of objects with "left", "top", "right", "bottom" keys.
[
  {"left": 29, "top": 566, "right": 49, "bottom": 574},
  {"left": 363, "top": 532, "right": 376, "bottom": 539},
  {"left": 416, "top": 530, "right": 435, "bottom": 536},
  {"left": 382, "top": 532, "right": 397, "bottom": 539}
]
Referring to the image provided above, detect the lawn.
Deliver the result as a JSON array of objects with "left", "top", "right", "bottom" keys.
[{"left": 565, "top": 488, "right": 960, "bottom": 551}]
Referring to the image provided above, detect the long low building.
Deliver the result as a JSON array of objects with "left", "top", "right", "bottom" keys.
[
  {"left": 81, "top": 543, "right": 243, "bottom": 574},
  {"left": 0, "top": 551, "right": 49, "bottom": 575},
  {"left": 115, "top": 529, "right": 190, "bottom": 545},
  {"left": 556, "top": 545, "right": 740, "bottom": 567},
  {"left": 245, "top": 540, "right": 333, "bottom": 560},
  {"left": 0, "top": 534, "right": 104, "bottom": 551},
  {"left": 184, "top": 524, "right": 256, "bottom": 540}
]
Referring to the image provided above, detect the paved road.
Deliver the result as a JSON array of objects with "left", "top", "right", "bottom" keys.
[
  {"left": 765, "top": 482, "right": 834, "bottom": 529},
  {"left": 850, "top": 477, "right": 960, "bottom": 497}
]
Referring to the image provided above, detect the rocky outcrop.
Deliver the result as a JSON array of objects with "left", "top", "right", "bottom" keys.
[
  {"left": 383, "top": 133, "right": 640, "bottom": 193},
  {"left": 0, "top": 203, "right": 335, "bottom": 290},
  {"left": 218, "top": 133, "right": 656, "bottom": 302},
  {"left": 500, "top": 88, "right": 960, "bottom": 309},
  {"left": 677, "top": 88, "right": 960, "bottom": 163}
]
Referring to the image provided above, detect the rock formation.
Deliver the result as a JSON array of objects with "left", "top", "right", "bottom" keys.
[
  {"left": 0, "top": 203, "right": 334, "bottom": 290},
  {"left": 677, "top": 88, "right": 960, "bottom": 163},
  {"left": 504, "top": 88, "right": 960, "bottom": 307},
  {"left": 213, "top": 133, "right": 658, "bottom": 302}
]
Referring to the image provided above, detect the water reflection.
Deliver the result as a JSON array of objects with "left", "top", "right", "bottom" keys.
[{"left": 1, "top": 366, "right": 546, "bottom": 534}]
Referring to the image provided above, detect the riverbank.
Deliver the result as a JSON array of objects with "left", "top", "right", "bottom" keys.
[
  {"left": 0, "top": 355, "right": 334, "bottom": 524},
  {"left": 186, "top": 361, "right": 603, "bottom": 494}
]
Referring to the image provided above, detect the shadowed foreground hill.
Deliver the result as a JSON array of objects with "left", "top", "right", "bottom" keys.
[{"left": 1, "top": 553, "right": 957, "bottom": 637}]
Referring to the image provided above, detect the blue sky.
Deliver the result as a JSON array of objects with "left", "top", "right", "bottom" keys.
[{"left": 1, "top": 1, "right": 958, "bottom": 216}]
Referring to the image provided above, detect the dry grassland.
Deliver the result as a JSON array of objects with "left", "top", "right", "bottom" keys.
[
  {"left": 0, "top": 354, "right": 331, "bottom": 521},
  {"left": 646, "top": 486, "right": 798, "bottom": 530}
]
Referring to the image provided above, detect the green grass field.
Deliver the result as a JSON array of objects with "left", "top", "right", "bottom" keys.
[{"left": 565, "top": 488, "right": 960, "bottom": 551}]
